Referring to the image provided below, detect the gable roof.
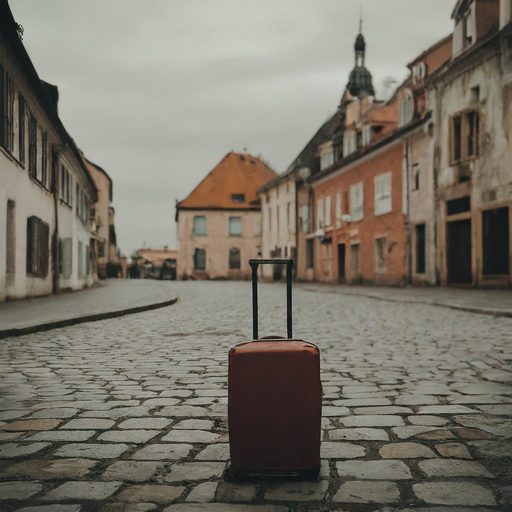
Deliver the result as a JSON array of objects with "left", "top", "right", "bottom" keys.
[{"left": 177, "top": 152, "right": 277, "bottom": 211}]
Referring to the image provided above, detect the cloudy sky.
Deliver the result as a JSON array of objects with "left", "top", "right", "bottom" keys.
[{"left": 10, "top": 0, "right": 454, "bottom": 254}]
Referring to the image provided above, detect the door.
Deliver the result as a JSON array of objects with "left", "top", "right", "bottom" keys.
[
  {"left": 447, "top": 219, "right": 472, "bottom": 284},
  {"left": 338, "top": 243, "right": 346, "bottom": 283}
]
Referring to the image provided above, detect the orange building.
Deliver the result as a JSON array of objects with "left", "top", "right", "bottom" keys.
[{"left": 176, "top": 153, "right": 277, "bottom": 280}]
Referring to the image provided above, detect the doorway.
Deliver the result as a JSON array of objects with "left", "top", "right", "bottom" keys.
[
  {"left": 482, "top": 207, "right": 509, "bottom": 276},
  {"left": 447, "top": 219, "right": 472, "bottom": 284},
  {"left": 338, "top": 243, "right": 346, "bottom": 283}
]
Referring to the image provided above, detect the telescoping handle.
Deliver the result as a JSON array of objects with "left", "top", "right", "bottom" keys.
[{"left": 248, "top": 259, "right": 293, "bottom": 341}]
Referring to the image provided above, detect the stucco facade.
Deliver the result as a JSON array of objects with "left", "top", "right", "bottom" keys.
[
  {"left": 176, "top": 152, "right": 277, "bottom": 280},
  {"left": 430, "top": 0, "right": 512, "bottom": 287},
  {"left": 177, "top": 209, "right": 262, "bottom": 280},
  {"left": 259, "top": 178, "right": 297, "bottom": 280}
]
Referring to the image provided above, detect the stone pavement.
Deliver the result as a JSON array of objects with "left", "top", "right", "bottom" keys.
[
  {"left": 299, "top": 282, "right": 512, "bottom": 318},
  {"left": 0, "top": 279, "right": 177, "bottom": 337},
  {"left": 0, "top": 280, "right": 511, "bottom": 511}
]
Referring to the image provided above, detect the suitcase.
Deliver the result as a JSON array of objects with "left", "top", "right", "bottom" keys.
[{"left": 228, "top": 259, "right": 322, "bottom": 479}]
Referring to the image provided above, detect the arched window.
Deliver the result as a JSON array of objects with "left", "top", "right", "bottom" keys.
[
  {"left": 229, "top": 248, "right": 241, "bottom": 269},
  {"left": 399, "top": 89, "right": 414, "bottom": 127}
]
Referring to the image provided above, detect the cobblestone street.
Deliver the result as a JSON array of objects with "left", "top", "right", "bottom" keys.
[{"left": 1, "top": 281, "right": 511, "bottom": 512}]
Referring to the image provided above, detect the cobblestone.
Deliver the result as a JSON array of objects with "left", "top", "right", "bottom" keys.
[{"left": 1, "top": 281, "right": 511, "bottom": 511}]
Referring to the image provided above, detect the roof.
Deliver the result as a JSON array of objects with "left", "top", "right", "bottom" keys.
[
  {"left": 408, "top": 33, "right": 453, "bottom": 68},
  {"left": 177, "top": 152, "right": 277, "bottom": 210},
  {"left": 0, "top": 0, "right": 97, "bottom": 201},
  {"left": 83, "top": 157, "right": 113, "bottom": 202},
  {"left": 259, "top": 113, "right": 339, "bottom": 193},
  {"left": 136, "top": 248, "right": 177, "bottom": 263}
]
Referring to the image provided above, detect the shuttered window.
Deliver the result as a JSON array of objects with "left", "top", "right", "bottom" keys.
[
  {"left": 26, "top": 216, "right": 49, "bottom": 277},
  {"left": 28, "top": 112, "right": 37, "bottom": 178},
  {"left": 336, "top": 191, "right": 342, "bottom": 228},
  {"left": 18, "top": 93, "right": 25, "bottom": 164},
  {"left": 374, "top": 173, "right": 392, "bottom": 216},
  {"left": 324, "top": 196, "right": 332, "bottom": 227},
  {"left": 317, "top": 198, "right": 324, "bottom": 229},
  {"left": 350, "top": 182, "right": 364, "bottom": 221}
]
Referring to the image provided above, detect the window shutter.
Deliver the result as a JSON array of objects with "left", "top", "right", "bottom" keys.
[
  {"left": 0, "top": 64, "right": 5, "bottom": 148},
  {"left": 383, "top": 174, "right": 392, "bottom": 213},
  {"left": 325, "top": 196, "right": 332, "bottom": 227},
  {"left": 336, "top": 192, "right": 342, "bottom": 228},
  {"left": 40, "top": 221, "right": 49, "bottom": 277},
  {"left": 26, "top": 216, "right": 34, "bottom": 274},
  {"left": 317, "top": 198, "right": 324, "bottom": 229}
]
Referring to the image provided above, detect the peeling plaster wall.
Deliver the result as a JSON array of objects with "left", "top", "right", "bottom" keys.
[{"left": 434, "top": 39, "right": 512, "bottom": 286}]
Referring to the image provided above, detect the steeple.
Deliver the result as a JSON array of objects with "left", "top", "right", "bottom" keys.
[{"left": 346, "top": 17, "right": 375, "bottom": 100}]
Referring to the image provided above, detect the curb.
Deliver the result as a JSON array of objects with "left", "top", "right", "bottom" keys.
[
  {"left": 301, "top": 287, "right": 512, "bottom": 319},
  {"left": 0, "top": 297, "right": 179, "bottom": 340}
]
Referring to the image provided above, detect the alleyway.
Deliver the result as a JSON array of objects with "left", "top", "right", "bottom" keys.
[{"left": 0, "top": 281, "right": 511, "bottom": 511}]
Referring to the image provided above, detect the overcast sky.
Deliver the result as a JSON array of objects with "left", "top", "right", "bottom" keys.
[{"left": 10, "top": 1, "right": 454, "bottom": 255}]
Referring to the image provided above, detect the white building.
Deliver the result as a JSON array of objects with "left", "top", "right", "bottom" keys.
[{"left": 0, "top": 1, "right": 97, "bottom": 301}]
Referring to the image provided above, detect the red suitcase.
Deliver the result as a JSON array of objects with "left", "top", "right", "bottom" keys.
[{"left": 228, "top": 259, "right": 322, "bottom": 479}]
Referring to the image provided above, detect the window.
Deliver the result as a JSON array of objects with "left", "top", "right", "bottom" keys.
[
  {"left": 232, "top": 194, "right": 245, "bottom": 203},
  {"left": 344, "top": 135, "right": 356, "bottom": 156},
  {"left": 60, "top": 165, "right": 72, "bottom": 206},
  {"left": 450, "top": 110, "right": 479, "bottom": 164},
  {"left": 415, "top": 224, "right": 426, "bottom": 274},
  {"left": 362, "top": 125, "right": 372, "bottom": 146},
  {"left": 229, "top": 216, "right": 242, "bottom": 236},
  {"left": 317, "top": 198, "right": 324, "bottom": 229},
  {"left": 193, "top": 215, "right": 206, "bottom": 236},
  {"left": 18, "top": 93, "right": 25, "bottom": 164},
  {"left": 229, "top": 247, "right": 241, "bottom": 269},
  {"left": 194, "top": 248, "right": 206, "bottom": 270},
  {"left": 482, "top": 208, "right": 509, "bottom": 275},
  {"left": 300, "top": 205, "right": 310, "bottom": 233},
  {"left": 324, "top": 196, "right": 332, "bottom": 227},
  {"left": 336, "top": 191, "right": 342, "bottom": 228},
  {"left": 462, "top": 10, "right": 473, "bottom": 49},
  {"left": 375, "top": 237, "right": 387, "bottom": 274},
  {"left": 306, "top": 239, "right": 314, "bottom": 269},
  {"left": 98, "top": 241, "right": 105, "bottom": 258},
  {"left": 447, "top": 196, "right": 470, "bottom": 216},
  {"left": 320, "top": 150, "right": 334, "bottom": 170},
  {"left": 254, "top": 216, "right": 262, "bottom": 237},
  {"left": 412, "top": 164, "right": 420, "bottom": 191},
  {"left": 28, "top": 113, "right": 37, "bottom": 178},
  {"left": 375, "top": 173, "right": 392, "bottom": 216},
  {"left": 76, "top": 184, "right": 89, "bottom": 223},
  {"left": 26, "top": 216, "right": 49, "bottom": 277},
  {"left": 41, "top": 132, "right": 48, "bottom": 188},
  {"left": 350, "top": 244, "right": 361, "bottom": 274},
  {"left": 399, "top": 89, "right": 414, "bottom": 127},
  {"left": 0, "top": 68, "right": 15, "bottom": 153},
  {"left": 350, "top": 183, "right": 364, "bottom": 221}
]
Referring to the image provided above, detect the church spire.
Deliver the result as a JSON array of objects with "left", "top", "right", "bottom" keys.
[{"left": 347, "top": 16, "right": 375, "bottom": 100}]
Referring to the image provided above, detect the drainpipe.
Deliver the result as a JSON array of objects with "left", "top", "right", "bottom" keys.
[
  {"left": 403, "top": 136, "right": 413, "bottom": 286},
  {"left": 51, "top": 146, "right": 60, "bottom": 294}
]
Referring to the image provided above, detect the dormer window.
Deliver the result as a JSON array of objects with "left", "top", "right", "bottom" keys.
[
  {"left": 463, "top": 11, "right": 473, "bottom": 49},
  {"left": 362, "top": 125, "right": 372, "bottom": 146},
  {"left": 232, "top": 194, "right": 245, "bottom": 203},
  {"left": 320, "top": 151, "right": 334, "bottom": 170},
  {"left": 399, "top": 89, "right": 414, "bottom": 127}
]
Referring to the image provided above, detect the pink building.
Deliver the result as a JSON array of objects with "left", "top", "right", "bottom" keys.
[{"left": 176, "top": 153, "right": 277, "bottom": 280}]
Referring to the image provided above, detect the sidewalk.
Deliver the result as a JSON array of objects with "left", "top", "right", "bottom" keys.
[
  {"left": 0, "top": 279, "right": 178, "bottom": 338},
  {"left": 298, "top": 282, "right": 512, "bottom": 317}
]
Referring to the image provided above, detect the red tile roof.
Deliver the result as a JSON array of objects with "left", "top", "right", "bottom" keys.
[{"left": 177, "top": 152, "right": 277, "bottom": 210}]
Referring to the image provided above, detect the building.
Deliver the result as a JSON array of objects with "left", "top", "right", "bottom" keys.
[
  {"left": 429, "top": 0, "right": 512, "bottom": 286},
  {"left": 135, "top": 247, "right": 177, "bottom": 280},
  {"left": 0, "top": 0, "right": 102, "bottom": 301},
  {"left": 258, "top": 115, "right": 339, "bottom": 281},
  {"left": 176, "top": 152, "right": 277, "bottom": 280},
  {"left": 84, "top": 157, "right": 119, "bottom": 279}
]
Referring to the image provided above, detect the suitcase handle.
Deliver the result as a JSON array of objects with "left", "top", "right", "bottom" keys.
[{"left": 248, "top": 259, "right": 293, "bottom": 340}]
